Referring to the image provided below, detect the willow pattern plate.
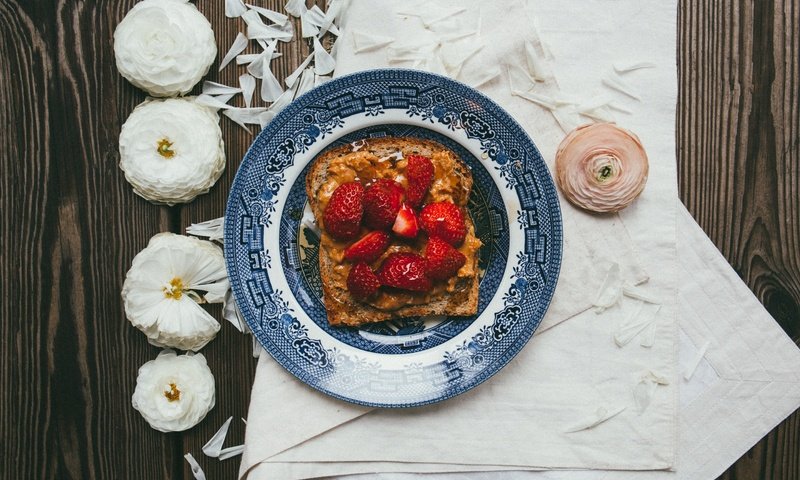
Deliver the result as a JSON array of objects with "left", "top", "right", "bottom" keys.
[{"left": 225, "top": 69, "right": 562, "bottom": 407}]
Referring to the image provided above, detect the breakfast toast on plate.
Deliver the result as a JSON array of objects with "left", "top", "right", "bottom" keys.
[{"left": 306, "top": 137, "right": 482, "bottom": 327}]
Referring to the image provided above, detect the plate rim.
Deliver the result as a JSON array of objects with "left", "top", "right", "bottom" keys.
[{"left": 224, "top": 68, "right": 563, "bottom": 408}]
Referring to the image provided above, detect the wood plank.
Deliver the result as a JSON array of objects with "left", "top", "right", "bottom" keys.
[
  {"left": 177, "top": 2, "right": 320, "bottom": 479},
  {"left": 677, "top": 0, "right": 800, "bottom": 478},
  {"left": 0, "top": 0, "right": 180, "bottom": 478}
]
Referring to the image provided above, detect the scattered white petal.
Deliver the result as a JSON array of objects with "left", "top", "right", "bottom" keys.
[
  {"left": 261, "top": 66, "right": 284, "bottom": 102},
  {"left": 284, "top": 0, "right": 307, "bottom": 17},
  {"left": 313, "top": 36, "right": 336, "bottom": 75},
  {"left": 252, "top": 336, "right": 264, "bottom": 358},
  {"left": 242, "top": 417, "right": 248, "bottom": 425},
  {"left": 524, "top": 40, "right": 550, "bottom": 82},
  {"left": 202, "top": 81, "right": 241, "bottom": 96},
  {"left": 301, "top": 11, "right": 320, "bottom": 38},
  {"left": 606, "top": 101, "right": 633, "bottom": 115},
  {"left": 565, "top": 406, "right": 626, "bottom": 433},
  {"left": 531, "top": 16, "right": 554, "bottom": 60},
  {"left": 219, "top": 445, "right": 246, "bottom": 461},
  {"left": 614, "top": 61, "right": 657, "bottom": 73},
  {"left": 640, "top": 321, "right": 657, "bottom": 348},
  {"left": 184, "top": 453, "right": 207, "bottom": 480},
  {"left": 202, "top": 416, "right": 233, "bottom": 458},
  {"left": 602, "top": 71, "right": 642, "bottom": 101},
  {"left": 633, "top": 371, "right": 669, "bottom": 414},
  {"left": 242, "top": 10, "right": 293, "bottom": 41},
  {"left": 294, "top": 67, "right": 316, "bottom": 96},
  {"left": 196, "top": 94, "right": 235, "bottom": 110},
  {"left": 614, "top": 303, "right": 661, "bottom": 347},
  {"left": 268, "top": 84, "right": 298, "bottom": 115},
  {"left": 223, "top": 107, "right": 269, "bottom": 133},
  {"left": 133, "top": 350, "right": 216, "bottom": 432},
  {"left": 317, "top": 0, "right": 343, "bottom": 36},
  {"left": 388, "top": 43, "right": 435, "bottom": 62},
  {"left": 223, "top": 289, "right": 248, "bottom": 332},
  {"left": 683, "top": 340, "right": 710, "bottom": 381},
  {"left": 218, "top": 32, "right": 248, "bottom": 72},
  {"left": 238, "top": 74, "right": 256, "bottom": 108},
  {"left": 246, "top": 4, "right": 289, "bottom": 25},
  {"left": 633, "top": 380, "right": 655, "bottom": 414},
  {"left": 580, "top": 106, "right": 615, "bottom": 123},
  {"left": 513, "top": 90, "right": 558, "bottom": 110},
  {"left": 225, "top": 0, "right": 248, "bottom": 18},
  {"left": 245, "top": 54, "right": 267, "bottom": 78},
  {"left": 186, "top": 217, "right": 224, "bottom": 242},
  {"left": 236, "top": 52, "right": 280, "bottom": 65},
  {"left": 442, "top": 42, "right": 483, "bottom": 78},
  {"left": 506, "top": 63, "right": 538, "bottom": 95},
  {"left": 285, "top": 53, "right": 314, "bottom": 87},
  {"left": 463, "top": 67, "right": 500, "bottom": 89},
  {"left": 622, "top": 284, "right": 661, "bottom": 304},
  {"left": 593, "top": 263, "right": 622, "bottom": 312},
  {"left": 305, "top": 5, "right": 326, "bottom": 26},
  {"left": 352, "top": 30, "right": 393, "bottom": 53}
]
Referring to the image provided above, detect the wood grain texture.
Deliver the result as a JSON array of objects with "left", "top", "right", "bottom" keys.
[
  {"left": 677, "top": 0, "right": 800, "bottom": 478},
  {"left": 0, "top": 0, "right": 797, "bottom": 479}
]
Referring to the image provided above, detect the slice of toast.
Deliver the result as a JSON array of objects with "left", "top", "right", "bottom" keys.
[{"left": 305, "top": 137, "right": 481, "bottom": 327}]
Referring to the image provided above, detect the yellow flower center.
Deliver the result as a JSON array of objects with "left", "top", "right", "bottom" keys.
[
  {"left": 156, "top": 138, "right": 176, "bottom": 159},
  {"left": 163, "top": 277, "right": 184, "bottom": 300},
  {"left": 164, "top": 382, "right": 181, "bottom": 402}
]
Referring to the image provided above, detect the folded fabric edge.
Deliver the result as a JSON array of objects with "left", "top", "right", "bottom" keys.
[{"left": 245, "top": 460, "right": 674, "bottom": 480}]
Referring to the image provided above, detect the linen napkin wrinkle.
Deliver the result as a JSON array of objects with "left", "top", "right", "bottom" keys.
[
  {"left": 241, "top": 0, "right": 800, "bottom": 478},
  {"left": 241, "top": 0, "right": 681, "bottom": 478}
]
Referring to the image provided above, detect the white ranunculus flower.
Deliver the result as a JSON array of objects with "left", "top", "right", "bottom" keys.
[
  {"left": 132, "top": 349, "right": 215, "bottom": 432},
  {"left": 114, "top": 0, "right": 217, "bottom": 97},
  {"left": 122, "top": 233, "right": 229, "bottom": 351},
  {"left": 119, "top": 97, "right": 225, "bottom": 205}
]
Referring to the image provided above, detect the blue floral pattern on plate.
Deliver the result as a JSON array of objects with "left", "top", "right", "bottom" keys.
[{"left": 225, "top": 69, "right": 562, "bottom": 407}]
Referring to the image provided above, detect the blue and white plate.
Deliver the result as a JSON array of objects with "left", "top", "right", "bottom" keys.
[{"left": 225, "top": 69, "right": 562, "bottom": 407}]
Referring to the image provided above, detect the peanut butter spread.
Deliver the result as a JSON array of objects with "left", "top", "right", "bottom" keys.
[{"left": 317, "top": 147, "right": 482, "bottom": 312}]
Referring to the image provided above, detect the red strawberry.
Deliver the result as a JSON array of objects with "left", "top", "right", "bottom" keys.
[
  {"left": 392, "top": 203, "right": 419, "bottom": 239},
  {"left": 419, "top": 201, "right": 467, "bottom": 246},
  {"left": 363, "top": 179, "right": 404, "bottom": 230},
  {"left": 323, "top": 182, "right": 364, "bottom": 240},
  {"left": 425, "top": 236, "right": 467, "bottom": 281},
  {"left": 347, "top": 262, "right": 381, "bottom": 299},
  {"left": 406, "top": 154, "right": 434, "bottom": 207},
  {"left": 344, "top": 231, "right": 391, "bottom": 263},
  {"left": 376, "top": 252, "right": 431, "bottom": 292}
]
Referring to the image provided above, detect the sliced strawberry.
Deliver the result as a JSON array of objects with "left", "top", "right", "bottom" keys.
[
  {"left": 406, "top": 154, "right": 434, "bottom": 207},
  {"left": 392, "top": 203, "right": 419, "bottom": 239},
  {"left": 347, "top": 262, "right": 381, "bottom": 299},
  {"left": 376, "top": 252, "right": 431, "bottom": 292},
  {"left": 344, "top": 231, "right": 391, "bottom": 263},
  {"left": 323, "top": 182, "right": 364, "bottom": 240},
  {"left": 363, "top": 179, "right": 404, "bottom": 230},
  {"left": 419, "top": 201, "right": 467, "bottom": 246},
  {"left": 425, "top": 236, "right": 467, "bottom": 281}
]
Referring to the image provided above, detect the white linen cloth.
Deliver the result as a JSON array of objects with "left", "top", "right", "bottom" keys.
[{"left": 239, "top": 1, "right": 800, "bottom": 479}]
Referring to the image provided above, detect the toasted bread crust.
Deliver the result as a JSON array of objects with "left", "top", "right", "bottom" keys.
[{"left": 306, "top": 137, "right": 479, "bottom": 327}]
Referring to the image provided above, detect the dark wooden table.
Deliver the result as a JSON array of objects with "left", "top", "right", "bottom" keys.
[{"left": 1, "top": 1, "right": 797, "bottom": 478}]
